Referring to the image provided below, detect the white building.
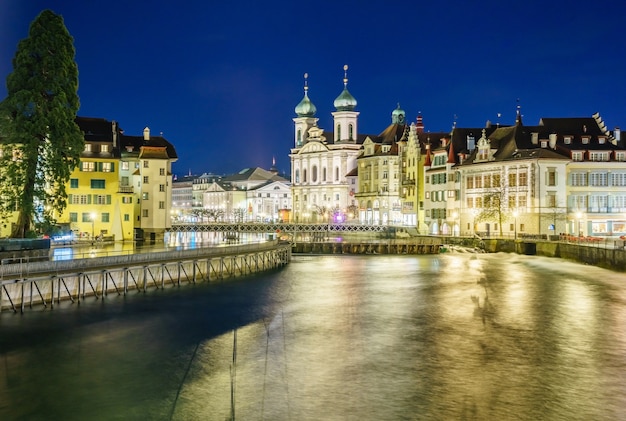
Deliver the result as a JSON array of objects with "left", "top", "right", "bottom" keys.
[{"left": 289, "top": 67, "right": 365, "bottom": 223}]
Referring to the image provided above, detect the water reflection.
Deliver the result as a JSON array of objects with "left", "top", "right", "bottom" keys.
[{"left": 1, "top": 252, "right": 625, "bottom": 420}]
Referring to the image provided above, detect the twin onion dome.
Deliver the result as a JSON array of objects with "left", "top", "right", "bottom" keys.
[{"left": 294, "top": 65, "right": 358, "bottom": 117}]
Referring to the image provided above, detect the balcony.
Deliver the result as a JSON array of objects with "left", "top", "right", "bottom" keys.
[{"left": 119, "top": 185, "right": 134, "bottom": 194}]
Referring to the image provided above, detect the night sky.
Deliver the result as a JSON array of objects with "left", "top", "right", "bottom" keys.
[{"left": 2, "top": 1, "right": 626, "bottom": 177}]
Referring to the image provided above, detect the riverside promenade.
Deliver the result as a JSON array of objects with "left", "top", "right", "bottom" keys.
[{"left": 0, "top": 241, "right": 291, "bottom": 313}]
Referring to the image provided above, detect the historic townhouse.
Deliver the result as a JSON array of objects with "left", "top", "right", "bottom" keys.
[
  {"left": 397, "top": 117, "right": 424, "bottom": 228},
  {"left": 356, "top": 106, "right": 407, "bottom": 225},
  {"left": 60, "top": 117, "right": 177, "bottom": 241},
  {"left": 538, "top": 114, "right": 625, "bottom": 237},
  {"left": 245, "top": 180, "right": 292, "bottom": 223},
  {"left": 290, "top": 68, "right": 364, "bottom": 223},
  {"left": 426, "top": 111, "right": 623, "bottom": 239}
]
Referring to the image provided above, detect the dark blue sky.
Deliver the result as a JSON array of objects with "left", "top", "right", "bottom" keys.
[{"left": 2, "top": 1, "right": 626, "bottom": 177}]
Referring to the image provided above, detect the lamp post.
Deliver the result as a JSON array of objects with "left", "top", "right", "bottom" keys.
[
  {"left": 512, "top": 210, "right": 519, "bottom": 240},
  {"left": 451, "top": 211, "right": 459, "bottom": 237},
  {"left": 90, "top": 212, "right": 97, "bottom": 242},
  {"left": 576, "top": 211, "right": 583, "bottom": 241}
]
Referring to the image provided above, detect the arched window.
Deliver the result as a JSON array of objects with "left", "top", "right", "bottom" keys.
[
  {"left": 297, "top": 129, "right": 302, "bottom": 145},
  {"left": 336, "top": 124, "right": 341, "bottom": 141},
  {"left": 323, "top": 167, "right": 327, "bottom": 181},
  {"left": 303, "top": 169, "right": 307, "bottom": 183},
  {"left": 295, "top": 169, "right": 300, "bottom": 183},
  {"left": 312, "top": 165, "right": 318, "bottom": 183},
  {"left": 349, "top": 123, "right": 354, "bottom": 140},
  {"left": 335, "top": 167, "right": 340, "bottom": 181}
]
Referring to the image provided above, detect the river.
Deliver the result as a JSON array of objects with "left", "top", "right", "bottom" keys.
[{"left": 1, "top": 251, "right": 625, "bottom": 420}]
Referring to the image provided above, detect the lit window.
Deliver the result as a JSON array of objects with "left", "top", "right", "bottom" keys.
[
  {"left": 81, "top": 161, "right": 95, "bottom": 172},
  {"left": 101, "top": 144, "right": 109, "bottom": 153}
]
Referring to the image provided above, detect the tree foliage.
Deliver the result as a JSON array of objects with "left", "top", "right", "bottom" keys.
[{"left": 0, "top": 10, "right": 83, "bottom": 238}]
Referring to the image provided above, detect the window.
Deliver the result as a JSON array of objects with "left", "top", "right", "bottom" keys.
[
  {"left": 547, "top": 168, "right": 557, "bottom": 186},
  {"left": 81, "top": 213, "right": 91, "bottom": 222},
  {"left": 121, "top": 161, "right": 129, "bottom": 171},
  {"left": 509, "top": 173, "right": 517, "bottom": 187},
  {"left": 323, "top": 167, "right": 327, "bottom": 182},
  {"left": 466, "top": 177, "right": 473, "bottom": 189},
  {"left": 336, "top": 124, "right": 341, "bottom": 140},
  {"left": 69, "top": 213, "right": 77, "bottom": 222},
  {"left": 590, "top": 152, "right": 609, "bottom": 162},
  {"left": 312, "top": 165, "right": 318, "bottom": 182},
  {"left": 335, "top": 167, "right": 339, "bottom": 181},
  {"left": 84, "top": 144, "right": 92, "bottom": 152},
  {"left": 546, "top": 192, "right": 556, "bottom": 207},
  {"left": 159, "top": 184, "right": 165, "bottom": 192},
  {"left": 303, "top": 169, "right": 307, "bottom": 183},
  {"left": 81, "top": 161, "right": 95, "bottom": 172},
  {"left": 143, "top": 176, "right": 149, "bottom": 184},
  {"left": 612, "top": 173, "right": 626, "bottom": 187},
  {"left": 101, "top": 144, "right": 109, "bottom": 153},
  {"left": 571, "top": 173, "right": 587, "bottom": 186},
  {"left": 91, "top": 179, "right": 105, "bottom": 189},
  {"left": 349, "top": 124, "right": 354, "bottom": 139},
  {"left": 70, "top": 179, "right": 78, "bottom": 188},
  {"left": 124, "top": 214, "right": 130, "bottom": 222},
  {"left": 122, "top": 196, "right": 132, "bottom": 204},
  {"left": 102, "top": 213, "right": 110, "bottom": 223},
  {"left": 295, "top": 169, "right": 300, "bottom": 183},
  {"left": 159, "top": 201, "right": 165, "bottom": 209},
  {"left": 519, "top": 172, "right": 528, "bottom": 186},
  {"left": 142, "top": 209, "right": 149, "bottom": 218},
  {"left": 102, "top": 162, "right": 113, "bottom": 172},
  {"left": 94, "top": 195, "right": 108, "bottom": 205},
  {"left": 160, "top": 168, "right": 165, "bottom": 176},
  {"left": 616, "top": 152, "right": 626, "bottom": 162},
  {"left": 590, "top": 172, "right": 608, "bottom": 187},
  {"left": 142, "top": 193, "right": 149, "bottom": 200},
  {"left": 143, "top": 161, "right": 149, "bottom": 168},
  {"left": 572, "top": 151, "right": 583, "bottom": 162}
]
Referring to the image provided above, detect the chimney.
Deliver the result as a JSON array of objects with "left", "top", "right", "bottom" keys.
[
  {"left": 549, "top": 133, "right": 557, "bottom": 149},
  {"left": 615, "top": 127, "right": 621, "bottom": 142},
  {"left": 143, "top": 127, "right": 150, "bottom": 141},
  {"left": 112, "top": 120, "right": 117, "bottom": 148}
]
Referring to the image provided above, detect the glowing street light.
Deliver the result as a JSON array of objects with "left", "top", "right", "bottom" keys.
[
  {"left": 90, "top": 212, "right": 97, "bottom": 241},
  {"left": 576, "top": 211, "right": 583, "bottom": 239}
]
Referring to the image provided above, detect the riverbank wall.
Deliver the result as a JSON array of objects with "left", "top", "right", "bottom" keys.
[
  {"left": 0, "top": 242, "right": 291, "bottom": 313},
  {"left": 442, "top": 236, "right": 626, "bottom": 272},
  {"left": 291, "top": 238, "right": 442, "bottom": 255}
]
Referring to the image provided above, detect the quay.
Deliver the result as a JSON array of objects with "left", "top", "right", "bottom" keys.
[
  {"left": 0, "top": 241, "right": 291, "bottom": 313},
  {"left": 291, "top": 239, "right": 442, "bottom": 254}
]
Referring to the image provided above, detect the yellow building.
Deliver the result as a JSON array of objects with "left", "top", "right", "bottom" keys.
[{"left": 56, "top": 117, "right": 177, "bottom": 241}]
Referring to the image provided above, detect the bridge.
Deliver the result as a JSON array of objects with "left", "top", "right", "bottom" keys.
[{"left": 169, "top": 222, "right": 393, "bottom": 234}]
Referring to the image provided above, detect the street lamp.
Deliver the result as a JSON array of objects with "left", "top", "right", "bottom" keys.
[
  {"left": 451, "top": 211, "right": 459, "bottom": 237},
  {"left": 512, "top": 210, "right": 519, "bottom": 240},
  {"left": 576, "top": 211, "right": 583, "bottom": 240},
  {"left": 90, "top": 212, "right": 97, "bottom": 241}
]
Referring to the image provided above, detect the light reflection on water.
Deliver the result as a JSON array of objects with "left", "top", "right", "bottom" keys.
[{"left": 1, "top": 252, "right": 626, "bottom": 420}]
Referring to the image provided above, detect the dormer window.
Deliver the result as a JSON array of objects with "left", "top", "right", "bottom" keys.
[
  {"left": 582, "top": 136, "right": 590, "bottom": 144},
  {"left": 84, "top": 143, "right": 92, "bottom": 152},
  {"left": 541, "top": 141, "right": 547, "bottom": 148},
  {"left": 598, "top": 136, "right": 606, "bottom": 144},
  {"left": 572, "top": 151, "right": 583, "bottom": 162},
  {"left": 101, "top": 144, "right": 109, "bottom": 153},
  {"left": 564, "top": 136, "right": 572, "bottom": 144},
  {"left": 616, "top": 151, "right": 626, "bottom": 162}
]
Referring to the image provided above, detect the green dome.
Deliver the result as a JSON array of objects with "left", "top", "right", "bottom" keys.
[
  {"left": 295, "top": 91, "right": 316, "bottom": 117},
  {"left": 334, "top": 88, "right": 357, "bottom": 111},
  {"left": 392, "top": 103, "right": 405, "bottom": 124}
]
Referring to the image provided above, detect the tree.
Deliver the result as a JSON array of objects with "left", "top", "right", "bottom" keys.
[
  {"left": 475, "top": 185, "right": 509, "bottom": 237},
  {"left": 0, "top": 10, "right": 83, "bottom": 238}
]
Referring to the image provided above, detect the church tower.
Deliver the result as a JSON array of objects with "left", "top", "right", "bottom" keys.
[
  {"left": 331, "top": 65, "right": 359, "bottom": 143},
  {"left": 292, "top": 73, "right": 318, "bottom": 148}
]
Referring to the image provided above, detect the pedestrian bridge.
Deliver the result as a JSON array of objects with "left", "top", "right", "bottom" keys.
[{"left": 169, "top": 223, "right": 391, "bottom": 234}]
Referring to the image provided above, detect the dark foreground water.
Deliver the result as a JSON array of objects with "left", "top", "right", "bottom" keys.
[{"left": 1, "top": 252, "right": 625, "bottom": 420}]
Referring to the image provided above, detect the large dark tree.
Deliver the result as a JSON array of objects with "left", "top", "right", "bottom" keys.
[{"left": 0, "top": 10, "right": 83, "bottom": 238}]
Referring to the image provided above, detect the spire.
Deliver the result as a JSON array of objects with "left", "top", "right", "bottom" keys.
[
  {"left": 294, "top": 72, "right": 317, "bottom": 117},
  {"left": 333, "top": 64, "right": 357, "bottom": 111},
  {"left": 424, "top": 139, "right": 432, "bottom": 167},
  {"left": 515, "top": 98, "right": 522, "bottom": 125},
  {"left": 416, "top": 112, "right": 424, "bottom": 134},
  {"left": 447, "top": 140, "right": 456, "bottom": 164}
]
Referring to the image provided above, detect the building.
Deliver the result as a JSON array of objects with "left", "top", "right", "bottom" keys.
[
  {"left": 58, "top": 117, "right": 177, "bottom": 241},
  {"left": 290, "top": 67, "right": 369, "bottom": 223}
]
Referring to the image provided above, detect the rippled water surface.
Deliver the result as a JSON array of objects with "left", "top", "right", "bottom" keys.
[{"left": 1, "top": 252, "right": 625, "bottom": 420}]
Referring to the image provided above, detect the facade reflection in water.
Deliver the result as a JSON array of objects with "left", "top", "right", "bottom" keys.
[{"left": 1, "top": 252, "right": 625, "bottom": 420}]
